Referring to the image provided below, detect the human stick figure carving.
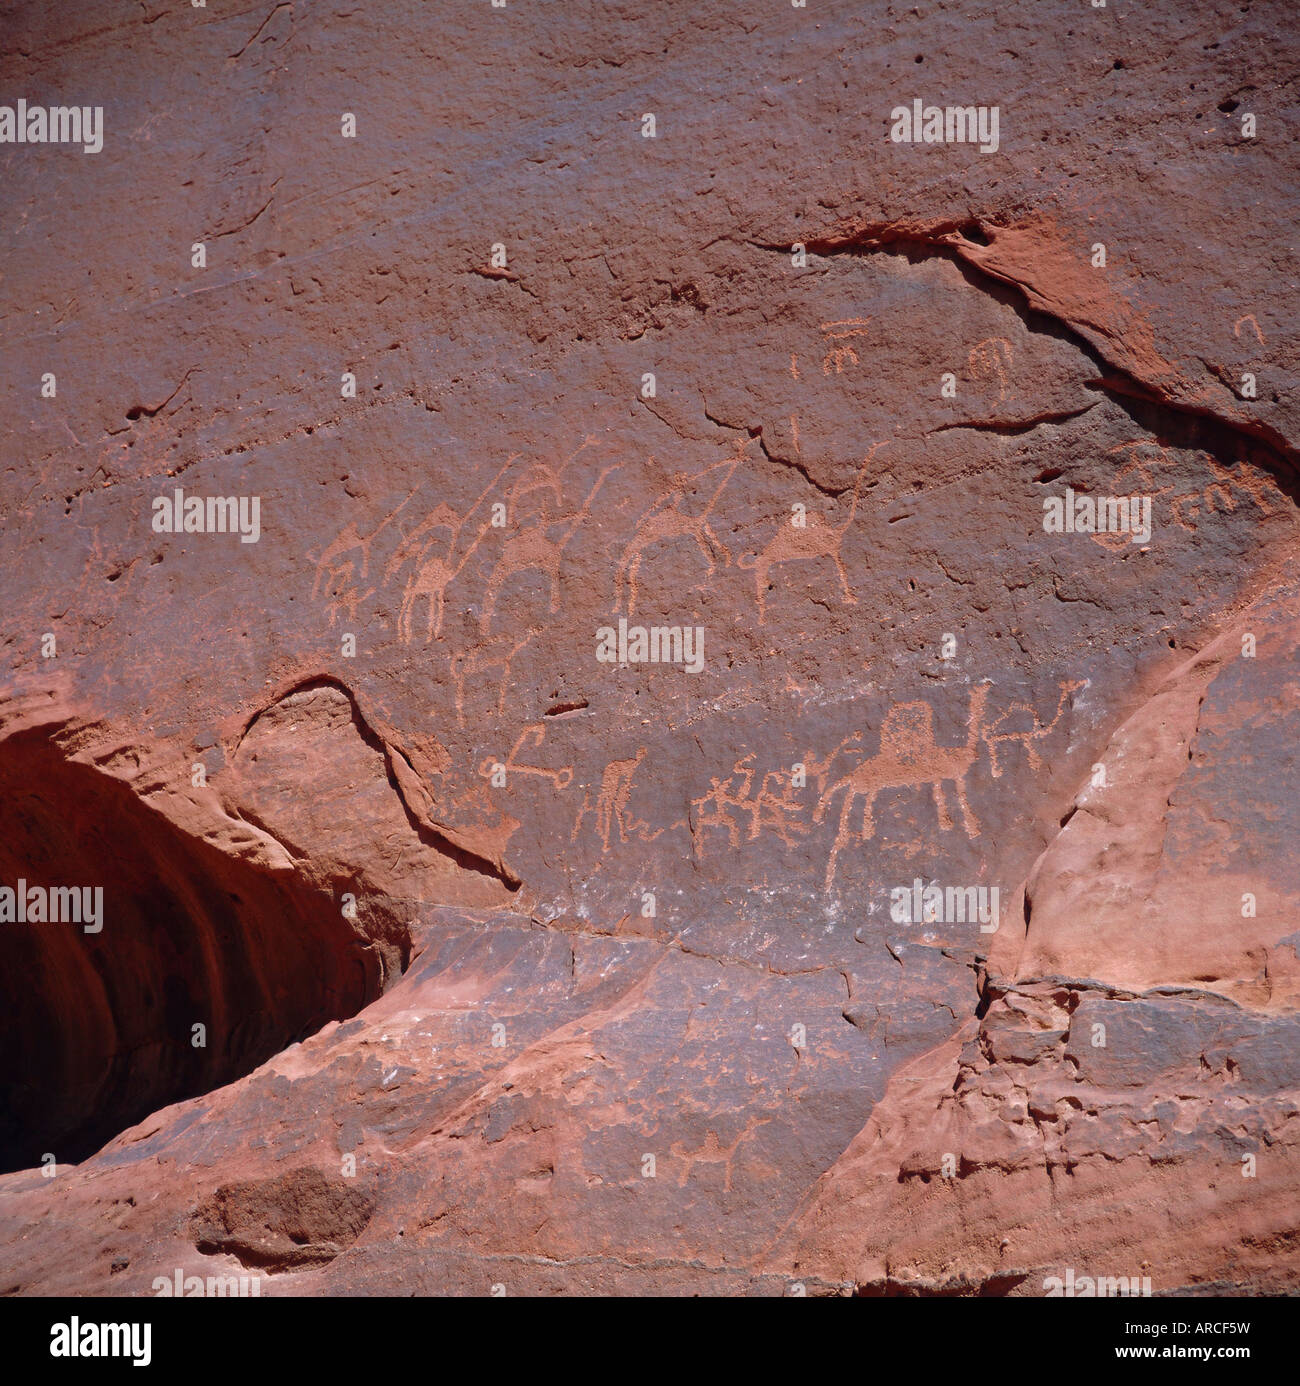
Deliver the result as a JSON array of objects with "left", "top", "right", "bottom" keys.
[
  {"left": 815, "top": 683, "right": 992, "bottom": 890},
  {"left": 738, "top": 443, "right": 885, "bottom": 624},
  {"left": 690, "top": 754, "right": 809, "bottom": 856},
  {"left": 802, "top": 733, "right": 865, "bottom": 798}
]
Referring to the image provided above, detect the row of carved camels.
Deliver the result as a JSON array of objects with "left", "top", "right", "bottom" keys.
[{"left": 312, "top": 437, "right": 895, "bottom": 642}]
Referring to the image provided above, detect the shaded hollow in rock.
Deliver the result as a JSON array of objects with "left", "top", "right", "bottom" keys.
[{"left": 0, "top": 727, "right": 393, "bottom": 1173}]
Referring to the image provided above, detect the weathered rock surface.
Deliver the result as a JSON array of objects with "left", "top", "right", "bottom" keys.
[{"left": 0, "top": 0, "right": 1296, "bottom": 1295}]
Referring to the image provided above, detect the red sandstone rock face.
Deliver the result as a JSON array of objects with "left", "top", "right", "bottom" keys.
[{"left": 0, "top": 0, "right": 1297, "bottom": 1296}]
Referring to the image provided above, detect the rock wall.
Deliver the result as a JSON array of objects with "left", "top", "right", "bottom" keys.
[{"left": 0, "top": 0, "right": 1296, "bottom": 1295}]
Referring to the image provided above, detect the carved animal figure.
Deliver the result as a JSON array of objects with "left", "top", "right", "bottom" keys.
[
  {"left": 573, "top": 749, "right": 648, "bottom": 851},
  {"left": 738, "top": 445, "right": 883, "bottom": 623},
  {"left": 982, "top": 679, "right": 1086, "bottom": 777},
  {"left": 503, "top": 434, "right": 600, "bottom": 523},
  {"left": 480, "top": 464, "right": 618, "bottom": 632},
  {"left": 387, "top": 459, "right": 513, "bottom": 643},
  {"left": 815, "top": 683, "right": 992, "bottom": 889},
  {"left": 451, "top": 630, "right": 534, "bottom": 725},
  {"left": 671, "top": 1117, "right": 772, "bottom": 1192},
  {"left": 615, "top": 453, "right": 740, "bottom": 617},
  {"left": 311, "top": 497, "right": 413, "bottom": 625}
]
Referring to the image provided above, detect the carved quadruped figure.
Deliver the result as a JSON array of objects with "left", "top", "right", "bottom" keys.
[
  {"left": 815, "top": 683, "right": 991, "bottom": 890},
  {"left": 614, "top": 448, "right": 743, "bottom": 618},
  {"left": 573, "top": 749, "right": 649, "bottom": 851},
  {"left": 739, "top": 443, "right": 885, "bottom": 624},
  {"left": 481, "top": 460, "right": 619, "bottom": 633},
  {"left": 312, "top": 497, "right": 412, "bottom": 626},
  {"left": 452, "top": 629, "right": 534, "bottom": 725},
  {"left": 503, "top": 434, "right": 601, "bottom": 524},
  {"left": 982, "top": 679, "right": 1086, "bottom": 777},
  {"left": 671, "top": 1116, "right": 773, "bottom": 1192},
  {"left": 387, "top": 457, "right": 515, "bottom": 644},
  {"left": 390, "top": 504, "right": 475, "bottom": 643}
]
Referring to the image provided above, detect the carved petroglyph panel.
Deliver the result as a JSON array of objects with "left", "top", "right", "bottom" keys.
[{"left": 568, "top": 681, "right": 1085, "bottom": 892}]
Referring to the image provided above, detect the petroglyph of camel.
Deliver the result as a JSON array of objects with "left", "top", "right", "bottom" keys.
[
  {"left": 480, "top": 463, "right": 619, "bottom": 633},
  {"left": 452, "top": 629, "right": 534, "bottom": 725},
  {"left": 738, "top": 444, "right": 884, "bottom": 623},
  {"left": 982, "top": 679, "right": 1086, "bottom": 777},
  {"left": 505, "top": 435, "right": 600, "bottom": 516},
  {"left": 311, "top": 496, "right": 413, "bottom": 625},
  {"left": 671, "top": 1116, "right": 772, "bottom": 1192},
  {"left": 387, "top": 458, "right": 514, "bottom": 644},
  {"left": 815, "top": 683, "right": 991, "bottom": 890},
  {"left": 572, "top": 748, "right": 649, "bottom": 851},
  {"left": 614, "top": 452, "right": 742, "bottom": 618}
]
